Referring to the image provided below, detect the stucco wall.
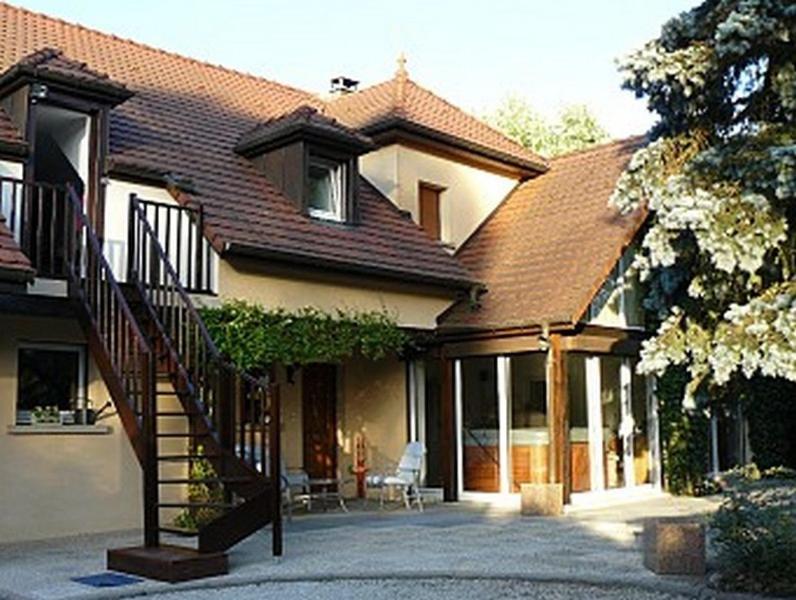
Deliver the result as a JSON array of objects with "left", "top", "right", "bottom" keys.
[
  {"left": 338, "top": 356, "right": 407, "bottom": 497},
  {"left": 217, "top": 259, "right": 453, "bottom": 330},
  {"left": 0, "top": 316, "right": 142, "bottom": 543},
  {"left": 274, "top": 357, "right": 408, "bottom": 498},
  {"left": 360, "top": 144, "right": 518, "bottom": 249}
]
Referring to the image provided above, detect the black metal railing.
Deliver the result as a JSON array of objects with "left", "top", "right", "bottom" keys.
[{"left": 130, "top": 196, "right": 214, "bottom": 294}]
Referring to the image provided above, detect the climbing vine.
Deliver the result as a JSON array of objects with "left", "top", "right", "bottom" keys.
[{"left": 200, "top": 301, "right": 410, "bottom": 372}]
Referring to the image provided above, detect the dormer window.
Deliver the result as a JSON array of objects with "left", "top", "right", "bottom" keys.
[
  {"left": 235, "top": 106, "right": 373, "bottom": 225},
  {"left": 308, "top": 156, "right": 346, "bottom": 221}
]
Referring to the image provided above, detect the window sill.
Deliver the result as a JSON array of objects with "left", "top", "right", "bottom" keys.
[{"left": 7, "top": 424, "right": 112, "bottom": 435}]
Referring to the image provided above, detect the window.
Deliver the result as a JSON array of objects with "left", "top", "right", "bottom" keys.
[
  {"left": 16, "top": 344, "right": 86, "bottom": 425},
  {"left": 418, "top": 182, "right": 442, "bottom": 240},
  {"left": 307, "top": 157, "right": 345, "bottom": 221}
]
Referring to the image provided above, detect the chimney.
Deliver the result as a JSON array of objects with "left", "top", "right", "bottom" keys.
[{"left": 330, "top": 76, "right": 359, "bottom": 95}]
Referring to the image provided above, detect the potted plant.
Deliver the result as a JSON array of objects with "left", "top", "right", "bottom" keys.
[{"left": 31, "top": 405, "right": 60, "bottom": 426}]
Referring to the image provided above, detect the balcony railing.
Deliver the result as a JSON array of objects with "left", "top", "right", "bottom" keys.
[
  {"left": 0, "top": 176, "right": 72, "bottom": 279},
  {"left": 129, "top": 196, "right": 214, "bottom": 294}
]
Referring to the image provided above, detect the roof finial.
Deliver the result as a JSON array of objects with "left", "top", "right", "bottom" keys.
[
  {"left": 395, "top": 52, "right": 408, "bottom": 106},
  {"left": 395, "top": 52, "right": 408, "bottom": 79}
]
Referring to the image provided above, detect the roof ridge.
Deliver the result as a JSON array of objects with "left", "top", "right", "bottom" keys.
[
  {"left": 0, "top": 1, "right": 316, "bottom": 100},
  {"left": 400, "top": 76, "right": 548, "bottom": 165},
  {"left": 551, "top": 134, "right": 647, "bottom": 162}
]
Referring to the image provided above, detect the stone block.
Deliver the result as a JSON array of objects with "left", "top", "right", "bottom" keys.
[
  {"left": 520, "top": 483, "right": 563, "bottom": 516},
  {"left": 643, "top": 518, "right": 705, "bottom": 576}
]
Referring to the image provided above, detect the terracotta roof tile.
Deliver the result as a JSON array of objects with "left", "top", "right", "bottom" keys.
[
  {"left": 327, "top": 67, "right": 548, "bottom": 173},
  {"left": 442, "top": 137, "right": 647, "bottom": 331},
  {"left": 0, "top": 214, "right": 33, "bottom": 281},
  {"left": 0, "top": 3, "right": 473, "bottom": 290}
]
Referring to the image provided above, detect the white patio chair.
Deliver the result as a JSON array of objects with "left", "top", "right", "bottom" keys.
[
  {"left": 280, "top": 460, "right": 311, "bottom": 521},
  {"left": 378, "top": 441, "right": 426, "bottom": 511}
]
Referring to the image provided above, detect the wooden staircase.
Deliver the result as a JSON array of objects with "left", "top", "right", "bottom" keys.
[{"left": 48, "top": 182, "right": 281, "bottom": 581}]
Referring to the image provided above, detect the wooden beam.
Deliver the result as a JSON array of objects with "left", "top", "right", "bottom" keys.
[
  {"left": 547, "top": 334, "right": 571, "bottom": 502},
  {"left": 442, "top": 334, "right": 544, "bottom": 358},
  {"left": 440, "top": 357, "right": 457, "bottom": 501}
]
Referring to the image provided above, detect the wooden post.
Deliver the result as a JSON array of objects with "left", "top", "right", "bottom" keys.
[
  {"left": 440, "top": 356, "right": 457, "bottom": 501},
  {"left": 141, "top": 351, "right": 159, "bottom": 547},
  {"left": 268, "top": 382, "right": 283, "bottom": 557},
  {"left": 547, "top": 334, "right": 571, "bottom": 503}
]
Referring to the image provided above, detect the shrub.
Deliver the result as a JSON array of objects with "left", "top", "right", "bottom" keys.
[{"left": 711, "top": 475, "right": 796, "bottom": 596}]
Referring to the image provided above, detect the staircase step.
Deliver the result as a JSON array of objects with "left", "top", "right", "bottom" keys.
[
  {"left": 155, "top": 390, "right": 190, "bottom": 397},
  {"left": 159, "top": 526, "right": 199, "bottom": 537},
  {"left": 158, "top": 476, "right": 251, "bottom": 485},
  {"left": 157, "top": 502, "right": 235, "bottom": 509},
  {"left": 158, "top": 454, "right": 221, "bottom": 462},
  {"left": 156, "top": 432, "right": 210, "bottom": 438}
]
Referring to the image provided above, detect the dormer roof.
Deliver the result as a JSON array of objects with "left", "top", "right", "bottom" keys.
[
  {"left": 0, "top": 47, "right": 133, "bottom": 105},
  {"left": 236, "top": 105, "right": 373, "bottom": 158}
]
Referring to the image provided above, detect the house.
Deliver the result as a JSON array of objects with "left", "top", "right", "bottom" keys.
[{"left": 0, "top": 2, "right": 654, "bottom": 578}]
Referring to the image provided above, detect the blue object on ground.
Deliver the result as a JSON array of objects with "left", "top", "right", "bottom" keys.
[{"left": 71, "top": 572, "right": 143, "bottom": 587}]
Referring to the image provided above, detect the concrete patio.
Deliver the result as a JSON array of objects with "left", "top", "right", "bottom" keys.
[{"left": 0, "top": 494, "right": 732, "bottom": 600}]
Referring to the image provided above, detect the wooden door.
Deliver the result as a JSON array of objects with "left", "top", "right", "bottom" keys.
[
  {"left": 418, "top": 183, "right": 442, "bottom": 239},
  {"left": 302, "top": 364, "right": 338, "bottom": 479}
]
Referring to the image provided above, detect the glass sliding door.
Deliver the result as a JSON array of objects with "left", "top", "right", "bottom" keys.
[
  {"left": 600, "top": 357, "right": 625, "bottom": 489},
  {"left": 509, "top": 354, "right": 549, "bottom": 491},
  {"left": 567, "top": 354, "right": 591, "bottom": 492},
  {"left": 460, "top": 357, "right": 500, "bottom": 492},
  {"left": 631, "top": 363, "right": 651, "bottom": 485}
]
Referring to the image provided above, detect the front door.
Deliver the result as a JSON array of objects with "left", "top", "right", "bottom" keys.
[{"left": 302, "top": 364, "right": 338, "bottom": 479}]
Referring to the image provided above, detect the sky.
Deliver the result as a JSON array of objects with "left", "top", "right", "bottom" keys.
[{"left": 10, "top": 0, "right": 700, "bottom": 138}]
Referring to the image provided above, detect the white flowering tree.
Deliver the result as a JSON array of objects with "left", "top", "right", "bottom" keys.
[{"left": 611, "top": 0, "right": 795, "bottom": 401}]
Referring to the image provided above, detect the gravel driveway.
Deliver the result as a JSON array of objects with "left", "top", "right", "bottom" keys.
[{"left": 142, "top": 577, "right": 692, "bottom": 600}]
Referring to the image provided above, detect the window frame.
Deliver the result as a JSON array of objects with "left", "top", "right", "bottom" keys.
[
  {"left": 16, "top": 342, "right": 88, "bottom": 424},
  {"left": 306, "top": 155, "right": 347, "bottom": 222}
]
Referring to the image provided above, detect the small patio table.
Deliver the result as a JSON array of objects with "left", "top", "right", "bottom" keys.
[{"left": 306, "top": 478, "right": 349, "bottom": 513}]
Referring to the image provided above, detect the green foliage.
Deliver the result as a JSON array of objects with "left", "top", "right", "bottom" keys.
[
  {"left": 657, "top": 366, "right": 711, "bottom": 495},
  {"left": 173, "top": 446, "right": 224, "bottom": 531},
  {"left": 486, "top": 95, "right": 609, "bottom": 157},
  {"left": 611, "top": 0, "right": 796, "bottom": 394},
  {"left": 200, "top": 301, "right": 410, "bottom": 371},
  {"left": 711, "top": 475, "right": 796, "bottom": 596}
]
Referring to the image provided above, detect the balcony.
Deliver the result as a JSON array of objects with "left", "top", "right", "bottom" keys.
[{"left": 0, "top": 176, "right": 214, "bottom": 293}]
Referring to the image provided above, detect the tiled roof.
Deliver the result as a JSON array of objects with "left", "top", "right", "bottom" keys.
[
  {"left": 0, "top": 3, "right": 475, "bottom": 290},
  {"left": 442, "top": 137, "right": 647, "bottom": 331},
  {"left": 236, "top": 105, "right": 373, "bottom": 157},
  {"left": 0, "top": 215, "right": 33, "bottom": 282},
  {"left": 327, "top": 64, "right": 548, "bottom": 173}
]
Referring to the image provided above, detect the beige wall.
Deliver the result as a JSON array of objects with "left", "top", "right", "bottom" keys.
[
  {"left": 217, "top": 260, "right": 453, "bottom": 330},
  {"left": 0, "top": 316, "right": 142, "bottom": 543},
  {"left": 338, "top": 356, "right": 407, "bottom": 497},
  {"left": 276, "top": 357, "right": 408, "bottom": 499},
  {"left": 360, "top": 144, "right": 519, "bottom": 250}
]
